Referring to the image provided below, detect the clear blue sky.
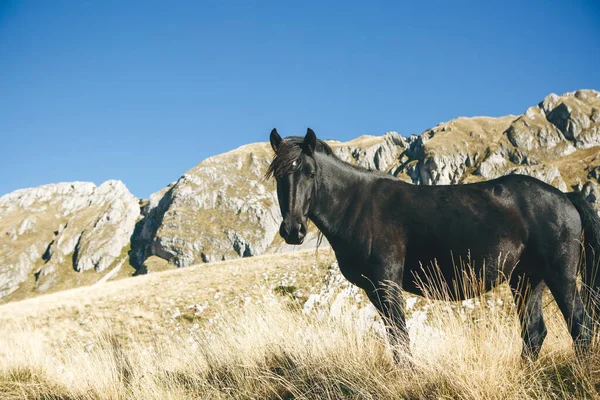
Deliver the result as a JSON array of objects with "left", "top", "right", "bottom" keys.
[{"left": 1, "top": 1, "right": 599, "bottom": 199}]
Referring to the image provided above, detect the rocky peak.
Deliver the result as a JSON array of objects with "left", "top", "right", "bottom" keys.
[
  {"left": 395, "top": 90, "right": 600, "bottom": 191},
  {"left": 131, "top": 142, "right": 280, "bottom": 268},
  {"left": 0, "top": 180, "right": 139, "bottom": 298},
  {"left": 333, "top": 132, "right": 407, "bottom": 172}
]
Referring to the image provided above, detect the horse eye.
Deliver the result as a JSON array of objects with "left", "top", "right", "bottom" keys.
[{"left": 309, "top": 172, "right": 316, "bottom": 179}]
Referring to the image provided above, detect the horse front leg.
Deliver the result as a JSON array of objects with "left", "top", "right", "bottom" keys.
[{"left": 364, "top": 271, "right": 409, "bottom": 364}]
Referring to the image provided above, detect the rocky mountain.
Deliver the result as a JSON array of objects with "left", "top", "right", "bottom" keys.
[
  {"left": 1, "top": 89, "right": 599, "bottom": 300},
  {"left": 130, "top": 133, "right": 408, "bottom": 270},
  {"left": 398, "top": 89, "right": 600, "bottom": 191},
  {"left": 0, "top": 181, "right": 139, "bottom": 299},
  {"left": 134, "top": 89, "right": 600, "bottom": 270}
]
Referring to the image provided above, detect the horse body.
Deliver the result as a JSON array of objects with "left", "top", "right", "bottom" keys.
[
  {"left": 310, "top": 151, "right": 578, "bottom": 298},
  {"left": 268, "top": 128, "right": 599, "bottom": 360}
]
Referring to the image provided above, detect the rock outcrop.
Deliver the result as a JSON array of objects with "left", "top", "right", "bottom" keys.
[
  {"left": 0, "top": 181, "right": 139, "bottom": 298},
  {"left": 394, "top": 90, "right": 600, "bottom": 192},
  {"left": 131, "top": 143, "right": 281, "bottom": 268}
]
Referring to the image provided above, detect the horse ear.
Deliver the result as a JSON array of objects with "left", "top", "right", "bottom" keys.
[
  {"left": 270, "top": 128, "right": 282, "bottom": 151},
  {"left": 304, "top": 128, "right": 317, "bottom": 155}
]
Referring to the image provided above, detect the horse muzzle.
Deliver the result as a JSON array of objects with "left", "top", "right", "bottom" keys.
[{"left": 279, "top": 221, "right": 306, "bottom": 245}]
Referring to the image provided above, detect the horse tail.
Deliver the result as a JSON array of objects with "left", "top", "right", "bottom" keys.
[{"left": 567, "top": 191, "right": 600, "bottom": 319}]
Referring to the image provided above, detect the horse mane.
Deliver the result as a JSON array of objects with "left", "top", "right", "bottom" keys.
[{"left": 265, "top": 137, "right": 334, "bottom": 179}]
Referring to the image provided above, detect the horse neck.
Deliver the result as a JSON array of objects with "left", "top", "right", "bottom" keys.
[{"left": 308, "top": 153, "right": 373, "bottom": 240}]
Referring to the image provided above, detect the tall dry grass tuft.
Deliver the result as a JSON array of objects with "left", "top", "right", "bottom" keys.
[{"left": 1, "top": 269, "right": 600, "bottom": 399}]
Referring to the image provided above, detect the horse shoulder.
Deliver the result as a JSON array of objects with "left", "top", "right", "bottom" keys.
[
  {"left": 333, "top": 178, "right": 408, "bottom": 288},
  {"left": 357, "top": 179, "right": 410, "bottom": 281}
]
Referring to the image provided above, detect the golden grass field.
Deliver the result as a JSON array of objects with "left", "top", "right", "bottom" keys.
[{"left": 1, "top": 248, "right": 600, "bottom": 399}]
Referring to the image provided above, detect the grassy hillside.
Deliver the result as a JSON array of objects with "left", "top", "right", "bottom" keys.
[
  {"left": 0, "top": 249, "right": 336, "bottom": 347},
  {"left": 1, "top": 249, "right": 600, "bottom": 399}
]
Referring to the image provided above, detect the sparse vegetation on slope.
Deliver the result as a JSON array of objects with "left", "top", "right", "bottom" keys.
[{"left": 1, "top": 250, "right": 600, "bottom": 399}]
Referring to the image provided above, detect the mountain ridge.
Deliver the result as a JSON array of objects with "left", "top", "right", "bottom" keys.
[{"left": 1, "top": 89, "right": 599, "bottom": 301}]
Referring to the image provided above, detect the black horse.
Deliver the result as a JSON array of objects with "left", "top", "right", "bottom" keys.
[{"left": 267, "top": 128, "right": 600, "bottom": 360}]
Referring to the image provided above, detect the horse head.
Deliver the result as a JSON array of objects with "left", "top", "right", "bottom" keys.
[{"left": 267, "top": 128, "right": 319, "bottom": 245}]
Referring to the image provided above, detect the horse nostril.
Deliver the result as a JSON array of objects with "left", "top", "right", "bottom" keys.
[
  {"left": 297, "top": 224, "right": 306, "bottom": 239},
  {"left": 280, "top": 223, "right": 289, "bottom": 238}
]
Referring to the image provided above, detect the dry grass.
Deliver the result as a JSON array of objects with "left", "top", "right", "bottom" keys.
[
  {"left": 1, "top": 250, "right": 600, "bottom": 399},
  {"left": 424, "top": 115, "right": 517, "bottom": 154},
  {"left": 551, "top": 146, "right": 600, "bottom": 188},
  {"left": 0, "top": 249, "right": 335, "bottom": 346}
]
